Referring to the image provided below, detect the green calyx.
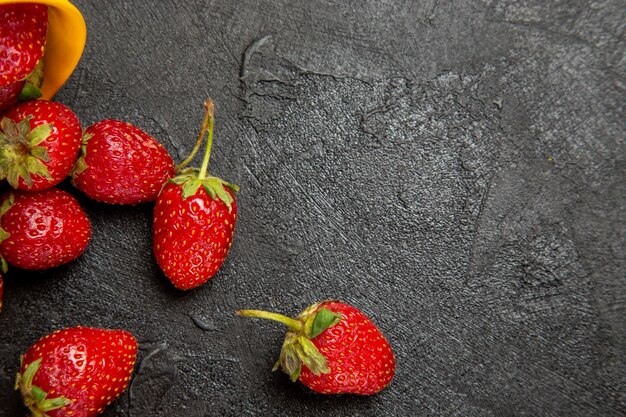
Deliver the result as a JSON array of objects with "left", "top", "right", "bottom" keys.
[
  {"left": 18, "top": 60, "right": 44, "bottom": 101},
  {"left": 0, "top": 116, "right": 53, "bottom": 188},
  {"left": 170, "top": 169, "right": 239, "bottom": 211},
  {"left": 173, "top": 98, "right": 239, "bottom": 208},
  {"left": 0, "top": 192, "right": 14, "bottom": 245},
  {"left": 0, "top": 256, "right": 7, "bottom": 274},
  {"left": 15, "top": 357, "right": 71, "bottom": 417},
  {"left": 70, "top": 132, "right": 93, "bottom": 178},
  {"left": 237, "top": 302, "right": 342, "bottom": 381},
  {"left": 19, "top": 84, "right": 43, "bottom": 102}
]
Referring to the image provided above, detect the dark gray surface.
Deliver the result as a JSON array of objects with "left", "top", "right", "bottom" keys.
[{"left": 1, "top": 0, "right": 625, "bottom": 415}]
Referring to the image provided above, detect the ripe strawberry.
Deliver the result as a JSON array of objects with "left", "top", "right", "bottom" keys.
[
  {"left": 0, "top": 82, "right": 25, "bottom": 114},
  {"left": 0, "top": 4, "right": 48, "bottom": 111},
  {"left": 0, "top": 188, "right": 91, "bottom": 270},
  {"left": 153, "top": 99, "right": 238, "bottom": 290},
  {"left": 16, "top": 326, "right": 138, "bottom": 417},
  {"left": 71, "top": 120, "right": 175, "bottom": 204},
  {"left": 1, "top": 100, "right": 82, "bottom": 190},
  {"left": 237, "top": 301, "right": 396, "bottom": 394}
]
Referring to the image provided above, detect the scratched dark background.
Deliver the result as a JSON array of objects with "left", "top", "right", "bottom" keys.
[{"left": 1, "top": 0, "right": 625, "bottom": 415}]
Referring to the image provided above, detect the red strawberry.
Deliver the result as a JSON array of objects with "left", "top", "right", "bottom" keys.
[
  {"left": 153, "top": 99, "right": 238, "bottom": 290},
  {"left": 0, "top": 188, "right": 91, "bottom": 270},
  {"left": 1, "top": 100, "right": 82, "bottom": 190},
  {"left": 237, "top": 301, "right": 396, "bottom": 394},
  {"left": 0, "top": 82, "right": 25, "bottom": 114},
  {"left": 0, "top": 4, "right": 48, "bottom": 111},
  {"left": 71, "top": 120, "right": 175, "bottom": 204},
  {"left": 16, "top": 326, "right": 138, "bottom": 417}
]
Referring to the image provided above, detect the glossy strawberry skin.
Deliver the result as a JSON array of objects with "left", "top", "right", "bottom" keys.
[
  {"left": 71, "top": 119, "right": 175, "bottom": 204},
  {"left": 0, "top": 4, "right": 47, "bottom": 85},
  {"left": 153, "top": 181, "right": 237, "bottom": 290},
  {"left": 19, "top": 327, "right": 138, "bottom": 417},
  {"left": 299, "top": 301, "right": 396, "bottom": 394},
  {"left": 4, "top": 100, "right": 82, "bottom": 190},
  {"left": 0, "top": 4, "right": 48, "bottom": 110},
  {"left": 0, "top": 188, "right": 91, "bottom": 270},
  {"left": 0, "top": 82, "right": 24, "bottom": 113}
]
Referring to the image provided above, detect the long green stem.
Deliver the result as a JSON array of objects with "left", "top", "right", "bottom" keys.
[
  {"left": 197, "top": 99, "right": 215, "bottom": 180},
  {"left": 236, "top": 309, "right": 303, "bottom": 333},
  {"left": 175, "top": 99, "right": 214, "bottom": 172}
]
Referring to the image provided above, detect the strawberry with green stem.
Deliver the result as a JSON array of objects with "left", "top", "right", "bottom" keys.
[
  {"left": 237, "top": 300, "right": 396, "bottom": 395},
  {"left": 153, "top": 98, "right": 239, "bottom": 290}
]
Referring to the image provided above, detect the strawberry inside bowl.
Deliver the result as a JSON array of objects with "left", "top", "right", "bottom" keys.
[{"left": 0, "top": 0, "right": 86, "bottom": 100}]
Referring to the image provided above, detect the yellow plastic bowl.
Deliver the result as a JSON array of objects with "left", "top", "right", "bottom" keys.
[{"left": 0, "top": 0, "right": 86, "bottom": 99}]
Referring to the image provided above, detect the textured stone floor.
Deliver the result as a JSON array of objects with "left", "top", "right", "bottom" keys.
[{"left": 0, "top": 0, "right": 624, "bottom": 416}]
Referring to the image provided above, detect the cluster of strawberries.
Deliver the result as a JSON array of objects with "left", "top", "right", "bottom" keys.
[
  {"left": 0, "top": 5, "right": 238, "bottom": 300},
  {"left": 2, "top": 3, "right": 395, "bottom": 416},
  {"left": 0, "top": 83, "right": 237, "bottom": 294}
]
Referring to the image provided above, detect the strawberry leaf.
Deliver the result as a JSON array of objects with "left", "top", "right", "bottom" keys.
[
  {"left": 202, "top": 182, "right": 216, "bottom": 199},
  {"left": 277, "top": 330, "right": 332, "bottom": 381},
  {"left": 1, "top": 118, "right": 20, "bottom": 139},
  {"left": 18, "top": 83, "right": 42, "bottom": 101},
  {"left": 310, "top": 308, "right": 342, "bottom": 338},
  {"left": 17, "top": 117, "right": 32, "bottom": 138},
  {"left": 0, "top": 228, "right": 9, "bottom": 245},
  {"left": 71, "top": 157, "right": 88, "bottom": 176},
  {"left": 16, "top": 164, "right": 33, "bottom": 187},
  {"left": 207, "top": 177, "right": 234, "bottom": 211},
  {"left": 0, "top": 193, "right": 14, "bottom": 217},
  {"left": 222, "top": 180, "right": 240, "bottom": 193},
  {"left": 25, "top": 156, "right": 51, "bottom": 180},
  {"left": 296, "top": 336, "right": 330, "bottom": 375},
  {"left": 81, "top": 131, "right": 93, "bottom": 145},
  {"left": 28, "top": 123, "right": 53, "bottom": 146},
  {"left": 30, "top": 146, "right": 50, "bottom": 163},
  {"left": 21, "top": 358, "right": 42, "bottom": 390},
  {"left": 6, "top": 167, "right": 19, "bottom": 188},
  {"left": 0, "top": 256, "right": 7, "bottom": 273},
  {"left": 182, "top": 179, "right": 201, "bottom": 199},
  {"left": 39, "top": 396, "right": 71, "bottom": 412},
  {"left": 280, "top": 343, "right": 303, "bottom": 382},
  {"left": 169, "top": 176, "right": 187, "bottom": 185},
  {"left": 169, "top": 170, "right": 196, "bottom": 185},
  {"left": 31, "top": 386, "right": 46, "bottom": 402},
  {"left": 23, "top": 60, "right": 44, "bottom": 90}
]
